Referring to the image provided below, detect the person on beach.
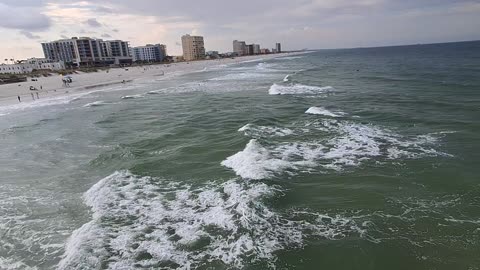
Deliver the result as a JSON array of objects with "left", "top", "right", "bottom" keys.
[
  {"left": 17, "top": 96, "right": 21, "bottom": 102},
  {"left": 31, "top": 93, "right": 35, "bottom": 100},
  {"left": 36, "top": 92, "right": 39, "bottom": 99}
]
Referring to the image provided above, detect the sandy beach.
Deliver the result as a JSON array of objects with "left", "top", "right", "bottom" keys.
[{"left": 0, "top": 53, "right": 301, "bottom": 107}]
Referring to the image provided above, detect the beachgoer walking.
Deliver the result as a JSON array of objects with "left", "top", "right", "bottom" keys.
[
  {"left": 36, "top": 92, "right": 39, "bottom": 99},
  {"left": 40, "top": 85, "right": 43, "bottom": 90},
  {"left": 17, "top": 96, "right": 21, "bottom": 102},
  {"left": 31, "top": 93, "right": 35, "bottom": 100}
]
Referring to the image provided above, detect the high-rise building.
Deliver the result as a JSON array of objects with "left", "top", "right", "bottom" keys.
[
  {"left": 181, "top": 34, "right": 205, "bottom": 61},
  {"left": 245, "top": 44, "right": 254, "bottom": 55},
  {"left": 233, "top": 40, "right": 247, "bottom": 56},
  {"left": 42, "top": 38, "right": 82, "bottom": 64},
  {"left": 131, "top": 44, "right": 167, "bottom": 62},
  {"left": 253, "top": 44, "right": 260, "bottom": 55},
  {"left": 42, "top": 37, "right": 132, "bottom": 66},
  {"left": 276, "top": 43, "right": 282, "bottom": 53}
]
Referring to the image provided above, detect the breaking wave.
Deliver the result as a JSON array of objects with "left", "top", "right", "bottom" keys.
[
  {"left": 223, "top": 119, "right": 451, "bottom": 179},
  {"left": 305, "top": 107, "right": 345, "bottom": 117},
  {"left": 83, "top": 101, "right": 110, "bottom": 107},
  {"left": 268, "top": 83, "right": 334, "bottom": 95},
  {"left": 57, "top": 171, "right": 367, "bottom": 269},
  {"left": 121, "top": 94, "right": 144, "bottom": 99}
]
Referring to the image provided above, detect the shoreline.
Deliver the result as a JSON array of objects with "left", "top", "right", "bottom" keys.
[{"left": 0, "top": 52, "right": 306, "bottom": 108}]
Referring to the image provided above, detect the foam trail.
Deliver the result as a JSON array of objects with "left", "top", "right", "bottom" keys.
[
  {"left": 305, "top": 107, "right": 344, "bottom": 117},
  {"left": 83, "top": 101, "right": 109, "bottom": 107},
  {"left": 240, "top": 58, "right": 265, "bottom": 63},
  {"left": 269, "top": 83, "right": 334, "bottom": 95},
  {"left": 210, "top": 72, "right": 267, "bottom": 81},
  {"left": 0, "top": 91, "right": 93, "bottom": 116},
  {"left": 238, "top": 124, "right": 294, "bottom": 138},
  {"left": 276, "top": 56, "right": 304, "bottom": 60}
]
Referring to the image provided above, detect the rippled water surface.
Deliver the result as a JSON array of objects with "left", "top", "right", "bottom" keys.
[{"left": 1, "top": 41, "right": 479, "bottom": 270}]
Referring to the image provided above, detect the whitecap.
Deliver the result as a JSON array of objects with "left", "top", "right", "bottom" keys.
[
  {"left": 121, "top": 94, "right": 143, "bottom": 99},
  {"left": 268, "top": 83, "right": 334, "bottom": 95},
  {"left": 82, "top": 101, "right": 109, "bottom": 107},
  {"left": 223, "top": 120, "right": 451, "bottom": 179},
  {"left": 305, "top": 107, "right": 345, "bottom": 117},
  {"left": 221, "top": 139, "right": 294, "bottom": 179}
]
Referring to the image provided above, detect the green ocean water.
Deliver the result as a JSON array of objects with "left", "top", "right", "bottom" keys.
[{"left": 0, "top": 41, "right": 479, "bottom": 270}]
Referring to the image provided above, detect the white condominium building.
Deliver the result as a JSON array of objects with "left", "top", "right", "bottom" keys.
[
  {"left": 42, "top": 37, "right": 132, "bottom": 66},
  {"left": 131, "top": 44, "right": 167, "bottom": 62}
]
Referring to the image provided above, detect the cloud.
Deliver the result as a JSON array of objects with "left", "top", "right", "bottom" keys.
[
  {"left": 0, "top": 3, "right": 51, "bottom": 30},
  {"left": 19, "top": 30, "right": 41, "bottom": 39},
  {"left": 84, "top": 18, "right": 102, "bottom": 27},
  {"left": 94, "top": 6, "right": 115, "bottom": 13},
  {"left": 60, "top": 35, "right": 69, "bottom": 39},
  {"left": 1, "top": 0, "right": 480, "bottom": 59},
  {"left": 101, "top": 33, "right": 112, "bottom": 38}
]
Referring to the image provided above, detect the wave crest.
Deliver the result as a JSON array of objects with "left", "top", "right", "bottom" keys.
[{"left": 268, "top": 83, "right": 334, "bottom": 95}]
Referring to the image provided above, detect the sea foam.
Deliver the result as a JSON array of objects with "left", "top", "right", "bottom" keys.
[
  {"left": 222, "top": 119, "right": 451, "bottom": 179},
  {"left": 268, "top": 83, "right": 334, "bottom": 95},
  {"left": 57, "top": 171, "right": 366, "bottom": 269},
  {"left": 238, "top": 124, "right": 294, "bottom": 138}
]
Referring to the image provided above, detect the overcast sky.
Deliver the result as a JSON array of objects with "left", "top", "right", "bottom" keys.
[{"left": 0, "top": 0, "right": 479, "bottom": 59}]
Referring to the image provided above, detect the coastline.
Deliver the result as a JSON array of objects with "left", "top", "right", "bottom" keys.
[{"left": 0, "top": 52, "right": 304, "bottom": 108}]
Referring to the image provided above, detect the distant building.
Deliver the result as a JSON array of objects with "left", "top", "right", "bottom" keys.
[
  {"left": 0, "top": 58, "right": 65, "bottom": 74},
  {"left": 100, "top": 40, "right": 132, "bottom": 65},
  {"left": 253, "top": 44, "right": 260, "bottom": 55},
  {"left": 41, "top": 37, "right": 132, "bottom": 67},
  {"left": 131, "top": 44, "right": 167, "bottom": 62},
  {"left": 276, "top": 43, "right": 282, "bottom": 53},
  {"left": 206, "top": 51, "right": 219, "bottom": 59},
  {"left": 260, "top": 48, "right": 270, "bottom": 54},
  {"left": 245, "top": 44, "right": 254, "bottom": 55},
  {"left": 233, "top": 40, "right": 246, "bottom": 56},
  {"left": 181, "top": 34, "right": 205, "bottom": 61}
]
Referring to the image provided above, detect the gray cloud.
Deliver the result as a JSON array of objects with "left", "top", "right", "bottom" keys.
[
  {"left": 60, "top": 35, "right": 69, "bottom": 39},
  {"left": 0, "top": 3, "right": 51, "bottom": 30},
  {"left": 84, "top": 18, "right": 102, "bottom": 28},
  {"left": 2, "top": 0, "right": 480, "bottom": 55},
  {"left": 76, "top": 0, "right": 480, "bottom": 49},
  {"left": 19, "top": 30, "right": 41, "bottom": 39},
  {"left": 101, "top": 33, "right": 112, "bottom": 38}
]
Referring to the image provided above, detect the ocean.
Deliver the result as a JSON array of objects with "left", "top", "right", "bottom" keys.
[{"left": 0, "top": 41, "right": 479, "bottom": 270}]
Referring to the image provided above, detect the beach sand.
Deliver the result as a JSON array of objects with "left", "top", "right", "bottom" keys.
[{"left": 0, "top": 53, "right": 300, "bottom": 107}]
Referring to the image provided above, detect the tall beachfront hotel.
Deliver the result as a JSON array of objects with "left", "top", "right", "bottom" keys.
[{"left": 181, "top": 35, "right": 205, "bottom": 61}]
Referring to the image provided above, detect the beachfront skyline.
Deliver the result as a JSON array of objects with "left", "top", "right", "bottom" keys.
[{"left": 0, "top": 0, "right": 479, "bottom": 59}]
